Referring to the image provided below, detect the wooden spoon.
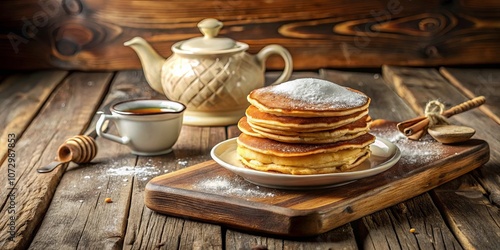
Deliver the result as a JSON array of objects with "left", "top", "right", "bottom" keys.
[{"left": 427, "top": 125, "right": 476, "bottom": 144}]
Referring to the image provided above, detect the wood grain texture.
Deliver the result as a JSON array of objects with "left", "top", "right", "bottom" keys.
[
  {"left": 29, "top": 72, "right": 143, "bottom": 250},
  {"left": 144, "top": 120, "right": 489, "bottom": 237},
  {"left": 124, "top": 124, "right": 227, "bottom": 250},
  {"left": 1, "top": 0, "right": 500, "bottom": 70},
  {"left": 31, "top": 70, "right": 224, "bottom": 250},
  {"left": 0, "top": 72, "right": 112, "bottom": 250},
  {"left": 320, "top": 69, "right": 463, "bottom": 249},
  {"left": 432, "top": 174, "right": 500, "bottom": 249},
  {"left": 382, "top": 65, "right": 500, "bottom": 249},
  {"left": 227, "top": 224, "right": 358, "bottom": 250},
  {"left": 439, "top": 67, "right": 500, "bottom": 124},
  {"left": 0, "top": 71, "right": 67, "bottom": 162},
  {"left": 125, "top": 94, "right": 227, "bottom": 249},
  {"left": 359, "top": 195, "right": 464, "bottom": 250}
]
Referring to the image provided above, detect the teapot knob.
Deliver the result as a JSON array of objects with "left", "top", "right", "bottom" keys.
[{"left": 198, "top": 18, "right": 223, "bottom": 39}]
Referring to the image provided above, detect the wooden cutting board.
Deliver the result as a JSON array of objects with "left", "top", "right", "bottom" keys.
[{"left": 144, "top": 121, "right": 489, "bottom": 236}]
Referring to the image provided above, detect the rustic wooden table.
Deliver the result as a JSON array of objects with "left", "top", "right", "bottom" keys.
[{"left": 0, "top": 66, "right": 498, "bottom": 249}]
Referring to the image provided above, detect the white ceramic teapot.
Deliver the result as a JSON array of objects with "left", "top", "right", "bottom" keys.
[{"left": 124, "top": 18, "right": 293, "bottom": 126}]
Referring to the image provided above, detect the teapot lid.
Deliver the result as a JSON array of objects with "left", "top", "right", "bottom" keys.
[{"left": 178, "top": 18, "right": 247, "bottom": 53}]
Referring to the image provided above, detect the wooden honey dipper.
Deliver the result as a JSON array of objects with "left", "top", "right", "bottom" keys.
[
  {"left": 56, "top": 135, "right": 98, "bottom": 163},
  {"left": 397, "top": 96, "right": 486, "bottom": 140},
  {"left": 37, "top": 118, "right": 109, "bottom": 173},
  {"left": 37, "top": 135, "right": 98, "bottom": 173}
]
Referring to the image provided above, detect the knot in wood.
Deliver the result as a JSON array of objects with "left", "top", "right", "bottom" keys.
[
  {"left": 344, "top": 206, "right": 354, "bottom": 214},
  {"left": 63, "top": 0, "right": 83, "bottom": 15},
  {"left": 418, "top": 18, "right": 440, "bottom": 32},
  {"left": 53, "top": 23, "right": 93, "bottom": 56},
  {"left": 56, "top": 38, "right": 81, "bottom": 56},
  {"left": 424, "top": 45, "right": 440, "bottom": 58}
]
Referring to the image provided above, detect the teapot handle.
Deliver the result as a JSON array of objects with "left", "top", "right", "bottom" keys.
[{"left": 256, "top": 45, "right": 293, "bottom": 85}]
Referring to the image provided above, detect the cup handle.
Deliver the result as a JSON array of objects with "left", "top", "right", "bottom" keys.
[
  {"left": 256, "top": 44, "right": 293, "bottom": 86},
  {"left": 96, "top": 114, "right": 130, "bottom": 145}
]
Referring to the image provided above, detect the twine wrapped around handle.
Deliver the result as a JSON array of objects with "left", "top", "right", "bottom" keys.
[
  {"left": 397, "top": 96, "right": 485, "bottom": 140},
  {"left": 424, "top": 100, "right": 450, "bottom": 128}
]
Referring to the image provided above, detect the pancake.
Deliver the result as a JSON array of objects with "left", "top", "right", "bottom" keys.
[
  {"left": 237, "top": 116, "right": 265, "bottom": 138},
  {"left": 236, "top": 133, "right": 375, "bottom": 174},
  {"left": 251, "top": 128, "right": 369, "bottom": 144},
  {"left": 237, "top": 133, "right": 375, "bottom": 157},
  {"left": 238, "top": 151, "right": 370, "bottom": 175},
  {"left": 245, "top": 104, "right": 369, "bottom": 132},
  {"left": 248, "top": 78, "right": 370, "bottom": 117},
  {"left": 247, "top": 115, "right": 372, "bottom": 136},
  {"left": 242, "top": 115, "right": 372, "bottom": 144}
]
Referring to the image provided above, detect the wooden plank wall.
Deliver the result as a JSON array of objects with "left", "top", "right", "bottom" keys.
[{"left": 1, "top": 0, "right": 500, "bottom": 71}]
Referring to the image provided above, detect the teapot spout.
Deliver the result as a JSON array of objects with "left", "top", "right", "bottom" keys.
[{"left": 124, "top": 37, "right": 166, "bottom": 94}]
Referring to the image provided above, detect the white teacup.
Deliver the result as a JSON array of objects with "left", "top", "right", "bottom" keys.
[{"left": 96, "top": 99, "right": 186, "bottom": 156}]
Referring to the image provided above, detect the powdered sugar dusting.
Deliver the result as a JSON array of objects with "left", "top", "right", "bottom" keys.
[
  {"left": 195, "top": 176, "right": 275, "bottom": 199},
  {"left": 371, "top": 127, "right": 445, "bottom": 166},
  {"left": 106, "top": 166, "right": 161, "bottom": 177},
  {"left": 267, "top": 78, "right": 368, "bottom": 109}
]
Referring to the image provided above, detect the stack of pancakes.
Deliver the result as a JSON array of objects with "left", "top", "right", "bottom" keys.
[{"left": 236, "top": 78, "right": 375, "bottom": 175}]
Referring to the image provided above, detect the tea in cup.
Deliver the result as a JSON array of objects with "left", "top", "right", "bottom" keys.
[{"left": 96, "top": 99, "right": 186, "bottom": 156}]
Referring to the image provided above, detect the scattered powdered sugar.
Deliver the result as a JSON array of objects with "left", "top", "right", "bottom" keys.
[
  {"left": 106, "top": 166, "right": 161, "bottom": 177},
  {"left": 371, "top": 127, "right": 445, "bottom": 166},
  {"left": 267, "top": 78, "right": 368, "bottom": 109},
  {"left": 177, "top": 160, "right": 188, "bottom": 166},
  {"left": 194, "top": 176, "right": 275, "bottom": 199}
]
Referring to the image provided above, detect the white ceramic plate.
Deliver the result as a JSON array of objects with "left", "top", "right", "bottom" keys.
[{"left": 210, "top": 137, "right": 401, "bottom": 189}]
